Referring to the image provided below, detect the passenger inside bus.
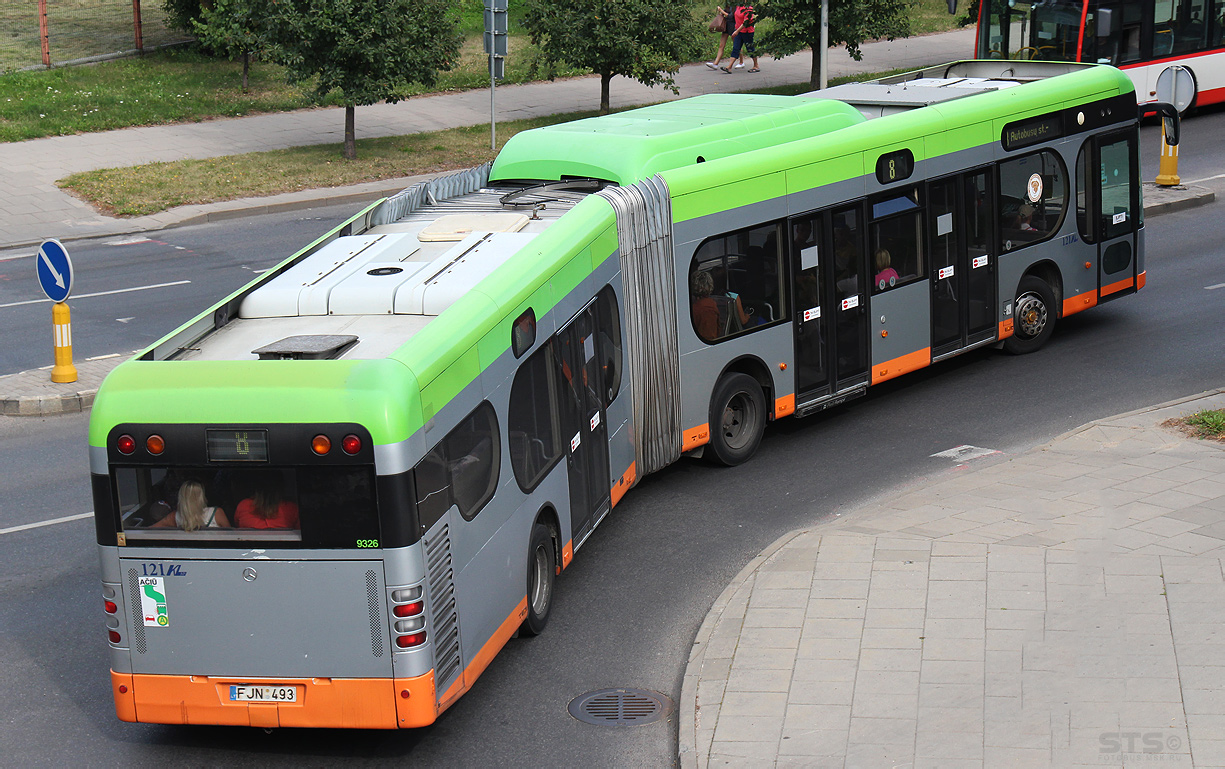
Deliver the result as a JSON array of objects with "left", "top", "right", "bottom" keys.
[
  {"left": 690, "top": 269, "right": 750, "bottom": 341},
  {"left": 153, "top": 480, "right": 231, "bottom": 530},
  {"left": 234, "top": 474, "right": 300, "bottom": 529},
  {"left": 873, "top": 248, "right": 899, "bottom": 291}
]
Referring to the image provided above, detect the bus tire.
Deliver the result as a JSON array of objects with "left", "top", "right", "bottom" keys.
[
  {"left": 521, "top": 523, "right": 556, "bottom": 636},
  {"left": 705, "top": 372, "right": 767, "bottom": 466},
  {"left": 1004, "top": 275, "right": 1056, "bottom": 355}
]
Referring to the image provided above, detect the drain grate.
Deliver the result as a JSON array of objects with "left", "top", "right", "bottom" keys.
[{"left": 568, "top": 688, "right": 672, "bottom": 726}]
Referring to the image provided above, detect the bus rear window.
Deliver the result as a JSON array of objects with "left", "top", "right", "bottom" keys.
[{"left": 114, "top": 466, "right": 379, "bottom": 548}]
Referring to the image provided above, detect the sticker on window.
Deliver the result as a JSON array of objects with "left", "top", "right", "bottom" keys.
[
  {"left": 140, "top": 576, "right": 169, "bottom": 627},
  {"left": 972, "top": 255, "right": 989, "bottom": 269},
  {"left": 936, "top": 212, "right": 953, "bottom": 237},
  {"left": 939, "top": 265, "right": 955, "bottom": 280},
  {"left": 803, "top": 306, "right": 821, "bottom": 322},
  {"left": 590, "top": 412, "right": 600, "bottom": 431},
  {"left": 1112, "top": 211, "right": 1127, "bottom": 225},
  {"left": 571, "top": 432, "right": 581, "bottom": 451},
  {"left": 1027, "top": 173, "right": 1043, "bottom": 203},
  {"left": 841, "top": 295, "right": 859, "bottom": 311},
  {"left": 801, "top": 245, "right": 820, "bottom": 271}
]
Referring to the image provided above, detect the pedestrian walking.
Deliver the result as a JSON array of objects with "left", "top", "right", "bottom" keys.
[
  {"left": 705, "top": 6, "right": 736, "bottom": 70},
  {"left": 720, "top": 5, "right": 759, "bottom": 73}
]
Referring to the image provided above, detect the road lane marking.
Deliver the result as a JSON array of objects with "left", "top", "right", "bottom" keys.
[
  {"left": 0, "top": 511, "right": 93, "bottom": 535},
  {"left": 0, "top": 280, "right": 190, "bottom": 309},
  {"left": 931, "top": 445, "right": 1001, "bottom": 461},
  {"left": 1206, "top": 283, "right": 1225, "bottom": 290},
  {"left": 1186, "top": 173, "right": 1225, "bottom": 184}
]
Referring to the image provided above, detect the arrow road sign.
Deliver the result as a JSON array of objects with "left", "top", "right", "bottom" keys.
[{"left": 36, "top": 239, "right": 73, "bottom": 303}]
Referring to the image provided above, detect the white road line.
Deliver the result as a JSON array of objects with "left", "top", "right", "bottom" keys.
[
  {"left": 1207, "top": 282, "right": 1225, "bottom": 290},
  {"left": 1186, "top": 172, "right": 1225, "bottom": 184},
  {"left": 0, "top": 280, "right": 190, "bottom": 309},
  {"left": 0, "top": 512, "right": 93, "bottom": 535}
]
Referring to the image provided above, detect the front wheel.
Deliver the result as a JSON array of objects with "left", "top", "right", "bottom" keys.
[
  {"left": 521, "top": 522, "right": 556, "bottom": 636},
  {"left": 1004, "top": 275, "right": 1057, "bottom": 355},
  {"left": 705, "top": 372, "right": 767, "bottom": 466}
]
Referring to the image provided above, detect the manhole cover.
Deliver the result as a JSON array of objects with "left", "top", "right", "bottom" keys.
[{"left": 568, "top": 688, "right": 672, "bottom": 726}]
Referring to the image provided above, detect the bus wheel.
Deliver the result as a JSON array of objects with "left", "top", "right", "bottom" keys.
[
  {"left": 521, "top": 523, "right": 556, "bottom": 636},
  {"left": 1004, "top": 275, "right": 1056, "bottom": 355},
  {"left": 706, "top": 373, "right": 766, "bottom": 466}
]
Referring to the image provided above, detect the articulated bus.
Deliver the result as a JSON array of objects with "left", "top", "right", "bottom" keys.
[
  {"left": 93, "top": 60, "right": 1155, "bottom": 729},
  {"left": 977, "top": 0, "right": 1225, "bottom": 110}
]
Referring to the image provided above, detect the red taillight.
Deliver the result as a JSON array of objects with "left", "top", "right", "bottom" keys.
[
  {"left": 104, "top": 600, "right": 117, "bottom": 614},
  {"left": 117, "top": 435, "right": 135, "bottom": 455},
  {"left": 311, "top": 434, "right": 331, "bottom": 455},
  {"left": 341, "top": 434, "right": 362, "bottom": 454},
  {"left": 108, "top": 630, "right": 121, "bottom": 644},
  {"left": 393, "top": 601, "right": 423, "bottom": 617},
  {"left": 146, "top": 434, "right": 165, "bottom": 455},
  {"left": 396, "top": 632, "right": 426, "bottom": 648}
]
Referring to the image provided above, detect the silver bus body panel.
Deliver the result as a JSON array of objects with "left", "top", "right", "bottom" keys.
[{"left": 870, "top": 281, "right": 932, "bottom": 366}]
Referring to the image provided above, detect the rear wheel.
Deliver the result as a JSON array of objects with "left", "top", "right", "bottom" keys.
[
  {"left": 705, "top": 372, "right": 767, "bottom": 466},
  {"left": 521, "top": 522, "right": 555, "bottom": 636},
  {"left": 1004, "top": 275, "right": 1056, "bottom": 355}
]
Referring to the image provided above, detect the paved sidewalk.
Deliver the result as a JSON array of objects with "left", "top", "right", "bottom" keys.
[
  {"left": 0, "top": 31, "right": 982, "bottom": 249},
  {"left": 681, "top": 389, "right": 1225, "bottom": 768}
]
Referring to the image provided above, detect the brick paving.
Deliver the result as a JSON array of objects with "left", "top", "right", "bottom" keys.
[{"left": 681, "top": 390, "right": 1225, "bottom": 768}]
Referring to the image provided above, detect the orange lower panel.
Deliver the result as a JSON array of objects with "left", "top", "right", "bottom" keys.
[
  {"left": 1138, "top": 270, "right": 1147, "bottom": 290},
  {"left": 115, "top": 670, "right": 425, "bottom": 729},
  {"left": 438, "top": 597, "right": 528, "bottom": 713},
  {"left": 872, "top": 348, "right": 930, "bottom": 385},
  {"left": 610, "top": 462, "right": 637, "bottom": 509},
  {"left": 774, "top": 393, "right": 795, "bottom": 419},
  {"left": 1062, "top": 289, "right": 1098, "bottom": 318},
  {"left": 998, "top": 319, "right": 1013, "bottom": 340},
  {"left": 562, "top": 539, "right": 574, "bottom": 569},
  {"left": 682, "top": 423, "right": 710, "bottom": 452},
  {"left": 1101, "top": 275, "right": 1135, "bottom": 297}
]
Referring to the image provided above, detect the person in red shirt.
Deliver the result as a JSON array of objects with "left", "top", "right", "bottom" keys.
[
  {"left": 234, "top": 482, "right": 300, "bottom": 529},
  {"left": 720, "top": 5, "right": 760, "bottom": 73}
]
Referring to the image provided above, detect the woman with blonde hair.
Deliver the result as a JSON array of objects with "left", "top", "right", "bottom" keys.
[{"left": 153, "top": 480, "right": 230, "bottom": 531}]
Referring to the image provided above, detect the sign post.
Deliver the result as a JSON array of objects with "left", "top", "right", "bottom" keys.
[
  {"left": 36, "top": 239, "right": 77, "bottom": 383},
  {"left": 484, "top": 0, "right": 508, "bottom": 150}
]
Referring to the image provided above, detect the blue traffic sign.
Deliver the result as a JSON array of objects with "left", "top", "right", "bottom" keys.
[{"left": 36, "top": 239, "right": 73, "bottom": 303}]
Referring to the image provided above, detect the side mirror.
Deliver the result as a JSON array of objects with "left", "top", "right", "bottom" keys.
[{"left": 1144, "top": 102, "right": 1181, "bottom": 146}]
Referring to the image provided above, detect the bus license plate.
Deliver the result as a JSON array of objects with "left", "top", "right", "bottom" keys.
[{"left": 229, "top": 685, "right": 297, "bottom": 703}]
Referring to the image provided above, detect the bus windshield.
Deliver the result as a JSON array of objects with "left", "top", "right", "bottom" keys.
[
  {"left": 985, "top": 0, "right": 1086, "bottom": 61},
  {"left": 115, "top": 465, "right": 380, "bottom": 547}
]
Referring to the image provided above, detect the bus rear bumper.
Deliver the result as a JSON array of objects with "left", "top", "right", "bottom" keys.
[{"left": 111, "top": 669, "right": 438, "bottom": 729}]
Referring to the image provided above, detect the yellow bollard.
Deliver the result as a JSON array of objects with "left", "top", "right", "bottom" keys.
[
  {"left": 1155, "top": 118, "right": 1181, "bottom": 187},
  {"left": 50, "top": 301, "right": 78, "bottom": 383}
]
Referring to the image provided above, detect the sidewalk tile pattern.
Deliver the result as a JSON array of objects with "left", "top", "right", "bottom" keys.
[{"left": 683, "top": 390, "right": 1225, "bottom": 768}]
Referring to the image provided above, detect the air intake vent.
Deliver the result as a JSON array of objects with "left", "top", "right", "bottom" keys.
[
  {"left": 252, "top": 334, "right": 358, "bottom": 360},
  {"left": 126, "top": 568, "right": 146, "bottom": 655},
  {"left": 424, "top": 523, "right": 462, "bottom": 692},
  {"left": 366, "top": 570, "right": 384, "bottom": 657}
]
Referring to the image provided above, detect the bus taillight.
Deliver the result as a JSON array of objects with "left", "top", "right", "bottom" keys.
[
  {"left": 104, "top": 600, "right": 117, "bottom": 614},
  {"left": 393, "top": 601, "right": 423, "bottom": 617},
  {"left": 390, "top": 586, "right": 426, "bottom": 648},
  {"left": 395, "top": 632, "right": 426, "bottom": 648},
  {"left": 342, "top": 434, "right": 362, "bottom": 454},
  {"left": 116, "top": 434, "right": 135, "bottom": 455},
  {"left": 108, "top": 630, "right": 121, "bottom": 644}
]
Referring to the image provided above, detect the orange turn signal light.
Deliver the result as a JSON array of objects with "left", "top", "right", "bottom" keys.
[
  {"left": 311, "top": 434, "right": 332, "bottom": 455},
  {"left": 146, "top": 434, "right": 165, "bottom": 455}
]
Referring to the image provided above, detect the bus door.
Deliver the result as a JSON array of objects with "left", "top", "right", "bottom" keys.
[
  {"left": 1094, "top": 130, "right": 1140, "bottom": 299},
  {"left": 556, "top": 302, "right": 611, "bottom": 549},
  {"left": 928, "top": 169, "right": 998, "bottom": 359},
  {"left": 791, "top": 203, "right": 870, "bottom": 406}
]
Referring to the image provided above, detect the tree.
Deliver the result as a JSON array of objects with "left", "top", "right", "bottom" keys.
[
  {"left": 258, "top": 0, "right": 462, "bottom": 160},
  {"left": 193, "top": 0, "right": 265, "bottom": 92},
  {"left": 162, "top": 0, "right": 207, "bottom": 35},
  {"left": 522, "top": 0, "right": 704, "bottom": 115},
  {"left": 757, "top": 0, "right": 911, "bottom": 89}
]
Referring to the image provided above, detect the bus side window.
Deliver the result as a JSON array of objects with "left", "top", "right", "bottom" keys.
[
  {"left": 998, "top": 150, "right": 1068, "bottom": 252},
  {"left": 595, "top": 286, "right": 623, "bottom": 406},
  {"left": 509, "top": 343, "right": 565, "bottom": 492},
  {"left": 688, "top": 222, "right": 787, "bottom": 342},
  {"left": 413, "top": 401, "right": 501, "bottom": 529}
]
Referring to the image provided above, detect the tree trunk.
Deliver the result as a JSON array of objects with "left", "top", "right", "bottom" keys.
[
  {"left": 344, "top": 105, "right": 356, "bottom": 160},
  {"left": 600, "top": 72, "right": 612, "bottom": 115},
  {"left": 241, "top": 51, "right": 249, "bottom": 94}
]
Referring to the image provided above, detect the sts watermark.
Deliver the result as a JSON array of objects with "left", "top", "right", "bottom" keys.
[{"left": 1100, "top": 732, "right": 1184, "bottom": 762}]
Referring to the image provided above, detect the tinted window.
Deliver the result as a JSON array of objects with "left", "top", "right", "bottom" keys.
[
  {"left": 512, "top": 308, "right": 536, "bottom": 358},
  {"left": 689, "top": 222, "right": 787, "bottom": 342},
  {"left": 999, "top": 150, "right": 1068, "bottom": 253},
  {"left": 413, "top": 402, "right": 500, "bottom": 525},
  {"left": 509, "top": 344, "right": 564, "bottom": 491},
  {"left": 870, "top": 188, "right": 923, "bottom": 294},
  {"left": 595, "top": 286, "right": 623, "bottom": 406}
]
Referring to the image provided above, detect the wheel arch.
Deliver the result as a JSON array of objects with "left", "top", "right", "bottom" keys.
[
  {"left": 715, "top": 354, "right": 775, "bottom": 419},
  {"left": 533, "top": 505, "right": 562, "bottom": 571},
  {"left": 1021, "top": 260, "right": 1063, "bottom": 317}
]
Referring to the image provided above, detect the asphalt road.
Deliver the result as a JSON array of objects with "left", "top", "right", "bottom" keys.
[{"left": 1, "top": 106, "right": 1223, "bottom": 766}]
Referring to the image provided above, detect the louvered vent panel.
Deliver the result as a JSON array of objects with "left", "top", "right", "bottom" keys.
[
  {"left": 366, "top": 570, "right": 384, "bottom": 657},
  {"left": 126, "top": 568, "right": 146, "bottom": 655},
  {"left": 424, "top": 523, "right": 462, "bottom": 693}
]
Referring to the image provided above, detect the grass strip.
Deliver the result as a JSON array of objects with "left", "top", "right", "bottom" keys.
[
  {"left": 57, "top": 69, "right": 920, "bottom": 217},
  {"left": 1183, "top": 409, "right": 1225, "bottom": 439}
]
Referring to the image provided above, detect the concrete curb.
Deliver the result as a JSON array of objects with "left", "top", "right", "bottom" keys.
[
  {"left": 674, "top": 386, "right": 1225, "bottom": 767},
  {"left": 1140, "top": 182, "right": 1216, "bottom": 217},
  {"left": 0, "top": 352, "right": 137, "bottom": 418}
]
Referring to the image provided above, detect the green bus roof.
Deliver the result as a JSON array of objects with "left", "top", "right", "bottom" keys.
[{"left": 489, "top": 93, "right": 866, "bottom": 186}]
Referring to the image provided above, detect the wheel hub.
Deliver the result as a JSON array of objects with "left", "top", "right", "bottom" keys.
[{"left": 1015, "top": 292, "right": 1047, "bottom": 338}]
